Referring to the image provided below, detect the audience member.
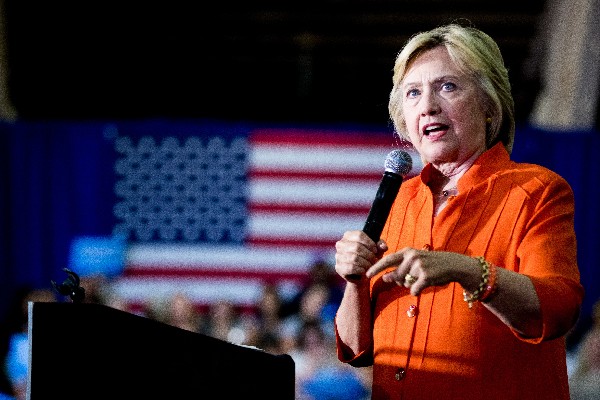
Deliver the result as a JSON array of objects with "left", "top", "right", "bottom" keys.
[
  {"left": 241, "top": 283, "right": 285, "bottom": 353},
  {"left": 281, "top": 260, "right": 344, "bottom": 320},
  {"left": 149, "top": 292, "right": 203, "bottom": 333},
  {"left": 200, "top": 299, "right": 242, "bottom": 343},
  {"left": 1, "top": 286, "right": 57, "bottom": 400},
  {"left": 569, "top": 299, "right": 600, "bottom": 399},
  {"left": 0, "top": 288, "right": 29, "bottom": 399},
  {"left": 281, "top": 282, "right": 331, "bottom": 353},
  {"left": 293, "top": 321, "right": 370, "bottom": 400},
  {"left": 256, "top": 283, "right": 285, "bottom": 337}
]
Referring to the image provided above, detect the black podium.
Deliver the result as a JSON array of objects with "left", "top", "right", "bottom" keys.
[{"left": 27, "top": 302, "right": 295, "bottom": 399}]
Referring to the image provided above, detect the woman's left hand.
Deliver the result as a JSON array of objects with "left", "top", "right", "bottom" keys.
[{"left": 365, "top": 247, "right": 481, "bottom": 296}]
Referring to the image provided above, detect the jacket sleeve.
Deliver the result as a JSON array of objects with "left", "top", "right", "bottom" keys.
[
  {"left": 515, "top": 174, "right": 584, "bottom": 343},
  {"left": 334, "top": 319, "right": 374, "bottom": 367}
]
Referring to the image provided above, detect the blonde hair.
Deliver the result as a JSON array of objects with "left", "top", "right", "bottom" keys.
[{"left": 388, "top": 23, "right": 515, "bottom": 154}]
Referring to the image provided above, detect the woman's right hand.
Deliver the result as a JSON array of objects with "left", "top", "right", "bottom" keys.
[{"left": 334, "top": 230, "right": 387, "bottom": 282}]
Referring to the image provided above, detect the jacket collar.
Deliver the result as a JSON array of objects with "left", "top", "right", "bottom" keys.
[{"left": 419, "top": 142, "right": 511, "bottom": 191}]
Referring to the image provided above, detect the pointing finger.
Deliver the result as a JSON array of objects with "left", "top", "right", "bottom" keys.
[{"left": 366, "top": 252, "right": 404, "bottom": 278}]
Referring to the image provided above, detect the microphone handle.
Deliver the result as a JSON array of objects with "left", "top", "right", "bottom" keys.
[
  {"left": 362, "top": 171, "right": 404, "bottom": 242},
  {"left": 345, "top": 171, "right": 403, "bottom": 282}
]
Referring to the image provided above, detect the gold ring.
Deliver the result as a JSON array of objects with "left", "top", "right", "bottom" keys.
[{"left": 404, "top": 273, "right": 417, "bottom": 285}]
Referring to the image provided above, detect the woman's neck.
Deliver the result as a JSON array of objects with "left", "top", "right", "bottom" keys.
[
  {"left": 428, "top": 148, "right": 484, "bottom": 216},
  {"left": 428, "top": 168, "right": 461, "bottom": 195},
  {"left": 428, "top": 147, "right": 484, "bottom": 192}
]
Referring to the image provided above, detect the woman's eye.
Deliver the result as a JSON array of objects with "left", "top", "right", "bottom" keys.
[
  {"left": 406, "top": 88, "right": 420, "bottom": 98},
  {"left": 441, "top": 82, "right": 456, "bottom": 91}
]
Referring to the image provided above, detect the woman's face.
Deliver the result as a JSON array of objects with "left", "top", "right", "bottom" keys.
[{"left": 401, "top": 46, "right": 488, "bottom": 167}]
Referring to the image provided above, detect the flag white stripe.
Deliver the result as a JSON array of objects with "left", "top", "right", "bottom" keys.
[
  {"left": 250, "top": 145, "right": 389, "bottom": 172},
  {"left": 111, "top": 277, "right": 302, "bottom": 306},
  {"left": 126, "top": 244, "right": 332, "bottom": 272},
  {"left": 249, "top": 178, "right": 379, "bottom": 206},
  {"left": 247, "top": 213, "right": 364, "bottom": 239}
]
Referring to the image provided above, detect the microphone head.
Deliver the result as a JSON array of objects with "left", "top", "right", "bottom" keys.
[{"left": 384, "top": 149, "right": 413, "bottom": 176}]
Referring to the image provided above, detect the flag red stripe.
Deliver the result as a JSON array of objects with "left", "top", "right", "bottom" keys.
[
  {"left": 251, "top": 129, "right": 397, "bottom": 147},
  {"left": 249, "top": 169, "right": 384, "bottom": 180},
  {"left": 245, "top": 237, "right": 338, "bottom": 249},
  {"left": 248, "top": 203, "right": 369, "bottom": 214}
]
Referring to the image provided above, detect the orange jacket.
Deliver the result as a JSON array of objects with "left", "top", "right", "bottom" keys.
[{"left": 337, "top": 143, "right": 584, "bottom": 399}]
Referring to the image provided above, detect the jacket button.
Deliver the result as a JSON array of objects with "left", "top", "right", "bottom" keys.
[
  {"left": 422, "top": 244, "right": 432, "bottom": 251},
  {"left": 406, "top": 304, "right": 417, "bottom": 318},
  {"left": 395, "top": 367, "right": 406, "bottom": 381}
]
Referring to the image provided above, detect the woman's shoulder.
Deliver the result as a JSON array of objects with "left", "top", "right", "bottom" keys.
[
  {"left": 497, "top": 160, "right": 573, "bottom": 197},
  {"left": 504, "top": 159, "right": 567, "bottom": 182}
]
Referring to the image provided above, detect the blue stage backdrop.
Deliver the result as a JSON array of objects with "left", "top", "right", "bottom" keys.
[{"left": 1, "top": 119, "right": 598, "bottom": 340}]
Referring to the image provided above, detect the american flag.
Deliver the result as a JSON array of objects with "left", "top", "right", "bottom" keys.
[{"left": 108, "top": 125, "right": 420, "bottom": 311}]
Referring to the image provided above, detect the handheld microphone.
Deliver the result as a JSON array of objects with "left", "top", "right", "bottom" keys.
[
  {"left": 362, "top": 149, "right": 413, "bottom": 242},
  {"left": 345, "top": 149, "right": 412, "bottom": 281}
]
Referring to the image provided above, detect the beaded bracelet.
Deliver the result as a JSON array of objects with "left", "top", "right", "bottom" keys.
[
  {"left": 479, "top": 261, "right": 498, "bottom": 303},
  {"left": 463, "top": 256, "right": 497, "bottom": 309}
]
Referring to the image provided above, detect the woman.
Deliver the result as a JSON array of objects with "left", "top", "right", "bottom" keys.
[{"left": 334, "top": 24, "right": 583, "bottom": 399}]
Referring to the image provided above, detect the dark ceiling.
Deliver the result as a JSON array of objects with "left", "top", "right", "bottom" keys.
[{"left": 4, "top": 0, "right": 547, "bottom": 126}]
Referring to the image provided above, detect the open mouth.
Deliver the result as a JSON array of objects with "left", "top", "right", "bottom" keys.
[{"left": 423, "top": 124, "right": 448, "bottom": 136}]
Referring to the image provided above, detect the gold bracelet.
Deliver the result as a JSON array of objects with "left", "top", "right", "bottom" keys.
[{"left": 463, "top": 256, "right": 491, "bottom": 309}]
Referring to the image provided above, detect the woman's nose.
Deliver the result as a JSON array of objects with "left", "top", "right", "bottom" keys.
[{"left": 420, "top": 91, "right": 441, "bottom": 116}]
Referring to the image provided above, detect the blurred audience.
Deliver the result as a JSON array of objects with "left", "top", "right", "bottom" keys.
[
  {"left": 292, "top": 321, "right": 370, "bottom": 400},
  {"left": 0, "top": 260, "right": 372, "bottom": 398},
  {"left": 240, "top": 283, "right": 285, "bottom": 353},
  {"left": 199, "top": 299, "right": 242, "bottom": 343},
  {"left": 569, "top": 299, "right": 600, "bottom": 399},
  {"left": 1, "top": 286, "right": 57, "bottom": 400},
  {"left": 0, "top": 261, "right": 363, "bottom": 399},
  {"left": 279, "top": 261, "right": 345, "bottom": 350},
  {"left": 281, "top": 282, "right": 331, "bottom": 351},
  {"left": 149, "top": 292, "right": 203, "bottom": 333},
  {"left": 281, "top": 260, "right": 344, "bottom": 321},
  {"left": 4, "top": 259, "right": 597, "bottom": 399},
  {"left": 256, "top": 283, "right": 285, "bottom": 338}
]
